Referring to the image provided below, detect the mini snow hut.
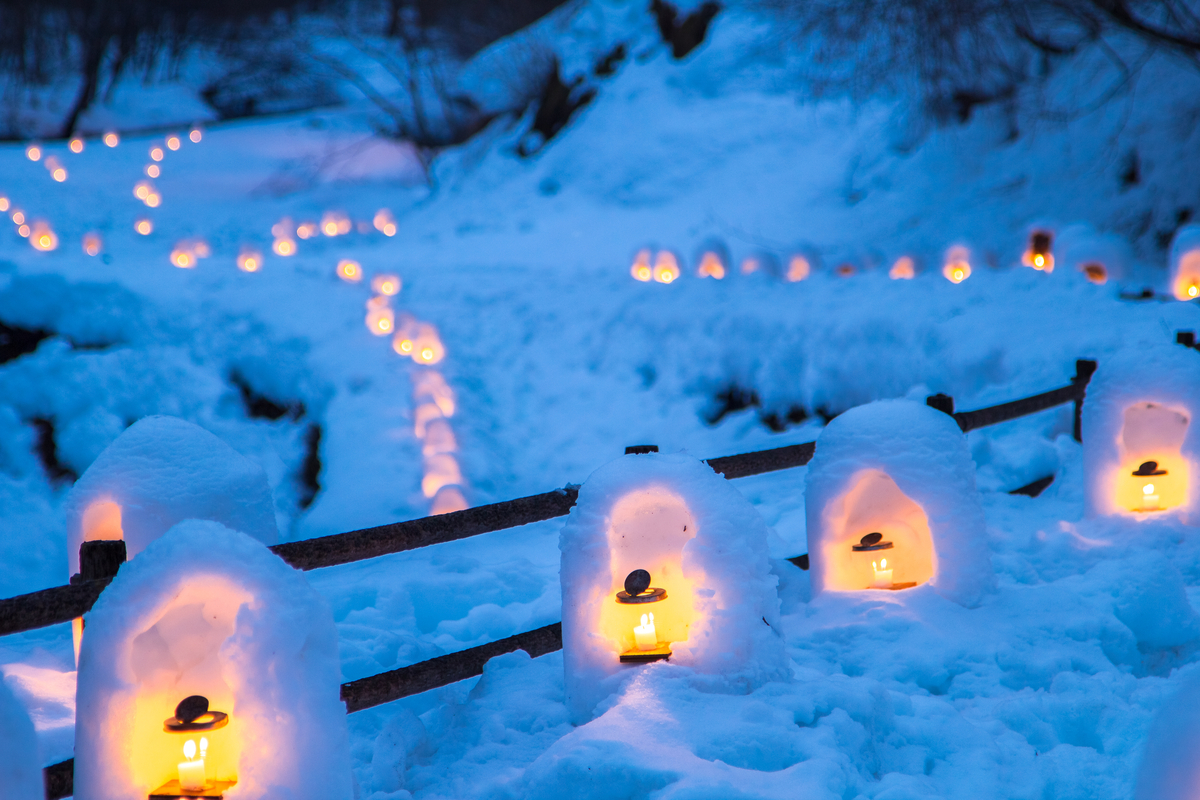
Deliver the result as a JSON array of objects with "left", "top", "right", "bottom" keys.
[
  {"left": 1170, "top": 224, "right": 1200, "bottom": 300},
  {"left": 559, "top": 451, "right": 788, "bottom": 724},
  {"left": 1082, "top": 346, "right": 1200, "bottom": 522},
  {"left": 73, "top": 521, "right": 353, "bottom": 800},
  {"left": 805, "top": 400, "right": 994, "bottom": 607}
]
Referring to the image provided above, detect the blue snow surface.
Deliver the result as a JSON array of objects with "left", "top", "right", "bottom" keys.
[{"left": 3, "top": 1, "right": 1200, "bottom": 797}]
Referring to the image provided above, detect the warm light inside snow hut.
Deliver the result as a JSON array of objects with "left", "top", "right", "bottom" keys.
[
  {"left": 422, "top": 454, "right": 463, "bottom": 497},
  {"left": 596, "top": 489, "right": 698, "bottom": 662},
  {"left": 136, "top": 219, "right": 153, "bottom": 236},
  {"left": 237, "top": 249, "right": 262, "bottom": 273},
  {"left": 820, "top": 470, "right": 935, "bottom": 592},
  {"left": 30, "top": 221, "right": 58, "bottom": 251},
  {"left": 1081, "top": 261, "right": 1108, "bottom": 285},
  {"left": 125, "top": 579, "right": 245, "bottom": 798},
  {"left": 11, "top": 209, "right": 24, "bottom": 224},
  {"left": 1172, "top": 248, "right": 1200, "bottom": 301},
  {"left": 697, "top": 252, "right": 725, "bottom": 279},
  {"left": 653, "top": 252, "right": 679, "bottom": 284},
  {"left": 1115, "top": 402, "right": 1190, "bottom": 513},
  {"left": 296, "top": 222, "right": 317, "bottom": 240},
  {"left": 1022, "top": 230, "right": 1055, "bottom": 272},
  {"left": 17, "top": 224, "right": 30, "bottom": 238},
  {"left": 889, "top": 257, "right": 915, "bottom": 279},
  {"left": 321, "top": 212, "right": 351, "bottom": 237},
  {"left": 83, "top": 233, "right": 102, "bottom": 256},
  {"left": 104, "top": 131, "right": 119, "bottom": 147},
  {"left": 412, "top": 324, "right": 445, "bottom": 365},
  {"left": 134, "top": 181, "right": 153, "bottom": 201},
  {"left": 46, "top": 157, "right": 67, "bottom": 182},
  {"left": 370, "top": 274, "right": 400, "bottom": 296},
  {"left": 943, "top": 246, "right": 971, "bottom": 284},
  {"left": 373, "top": 209, "right": 397, "bottom": 237},
  {"left": 337, "top": 259, "right": 362, "bottom": 282},
  {"left": 786, "top": 256, "right": 810, "bottom": 282},
  {"left": 630, "top": 249, "right": 652, "bottom": 282},
  {"left": 366, "top": 304, "right": 394, "bottom": 336},
  {"left": 413, "top": 370, "right": 455, "bottom": 416},
  {"left": 430, "top": 485, "right": 468, "bottom": 515},
  {"left": 171, "top": 245, "right": 196, "bottom": 269},
  {"left": 272, "top": 238, "right": 295, "bottom": 256}
]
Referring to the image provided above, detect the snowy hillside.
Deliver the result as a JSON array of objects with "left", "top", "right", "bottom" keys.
[{"left": 3, "top": 1, "right": 1200, "bottom": 798}]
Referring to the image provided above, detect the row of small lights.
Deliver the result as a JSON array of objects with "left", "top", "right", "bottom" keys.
[{"left": 629, "top": 232, "right": 1098, "bottom": 287}]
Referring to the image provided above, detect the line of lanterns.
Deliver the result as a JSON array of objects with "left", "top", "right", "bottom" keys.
[{"left": 627, "top": 230, "right": 1121, "bottom": 287}]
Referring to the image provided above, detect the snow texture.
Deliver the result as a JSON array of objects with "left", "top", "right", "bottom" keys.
[
  {"left": 63, "top": 416, "right": 278, "bottom": 577},
  {"left": 0, "top": 674, "right": 41, "bottom": 800},
  {"left": 805, "top": 400, "right": 995, "bottom": 607},
  {"left": 73, "top": 520, "right": 353, "bottom": 800},
  {"left": 1134, "top": 671, "right": 1200, "bottom": 800},
  {"left": 559, "top": 452, "right": 789, "bottom": 724},
  {"left": 1082, "top": 345, "right": 1200, "bottom": 524}
]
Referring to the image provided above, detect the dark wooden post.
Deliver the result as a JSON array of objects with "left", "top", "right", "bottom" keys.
[
  {"left": 625, "top": 445, "right": 659, "bottom": 454},
  {"left": 925, "top": 393, "right": 954, "bottom": 416},
  {"left": 1177, "top": 330, "right": 1196, "bottom": 349},
  {"left": 1072, "top": 359, "right": 1098, "bottom": 442},
  {"left": 72, "top": 539, "right": 126, "bottom": 584}
]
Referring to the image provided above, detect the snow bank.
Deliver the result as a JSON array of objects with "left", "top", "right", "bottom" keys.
[
  {"left": 559, "top": 452, "right": 788, "bottom": 724},
  {"left": 0, "top": 674, "right": 41, "bottom": 800},
  {"left": 1169, "top": 224, "right": 1200, "bottom": 300},
  {"left": 63, "top": 416, "right": 278, "bottom": 577},
  {"left": 805, "top": 400, "right": 994, "bottom": 607},
  {"left": 1134, "top": 669, "right": 1200, "bottom": 800},
  {"left": 73, "top": 520, "right": 352, "bottom": 800},
  {"left": 1082, "top": 346, "right": 1200, "bottom": 524}
]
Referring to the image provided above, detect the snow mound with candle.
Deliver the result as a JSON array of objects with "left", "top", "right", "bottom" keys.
[
  {"left": 559, "top": 451, "right": 788, "bottom": 724},
  {"left": 63, "top": 416, "right": 278, "bottom": 577},
  {"left": 73, "top": 520, "right": 353, "bottom": 800},
  {"left": 0, "top": 674, "right": 41, "bottom": 800},
  {"left": 1082, "top": 345, "right": 1200, "bottom": 525},
  {"left": 1169, "top": 224, "right": 1200, "bottom": 300},
  {"left": 805, "top": 400, "right": 994, "bottom": 607}
]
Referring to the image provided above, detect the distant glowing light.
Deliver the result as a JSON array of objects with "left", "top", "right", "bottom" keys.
[
  {"left": 371, "top": 274, "right": 401, "bottom": 296},
  {"left": 296, "top": 222, "right": 318, "bottom": 239},
  {"left": 11, "top": 210, "right": 24, "bottom": 225},
  {"left": 337, "top": 259, "right": 362, "bottom": 282},
  {"left": 697, "top": 251, "right": 725, "bottom": 279},
  {"left": 943, "top": 246, "right": 972, "bottom": 284},
  {"left": 237, "top": 248, "right": 262, "bottom": 272},
  {"left": 889, "top": 256, "right": 915, "bottom": 279},
  {"left": 652, "top": 251, "right": 680, "bottom": 284},
  {"left": 0, "top": 197, "right": 8, "bottom": 212},
  {"left": 631, "top": 249, "right": 652, "bottom": 282},
  {"left": 189, "top": 128, "right": 203, "bottom": 143},
  {"left": 145, "top": 193, "right": 161, "bottom": 208},
  {"left": 367, "top": 305, "right": 395, "bottom": 335},
  {"left": 192, "top": 240, "right": 210, "bottom": 258},
  {"left": 321, "top": 211, "right": 350, "bottom": 236},
  {"left": 134, "top": 181, "right": 152, "bottom": 200},
  {"left": 135, "top": 218, "right": 153, "bottom": 235},
  {"left": 17, "top": 224, "right": 29, "bottom": 237},
  {"left": 273, "top": 238, "right": 296, "bottom": 256},
  {"left": 374, "top": 209, "right": 397, "bottom": 236},
  {"left": 150, "top": 146, "right": 164, "bottom": 162},
  {"left": 30, "top": 222, "right": 57, "bottom": 251},
  {"left": 83, "top": 233, "right": 102, "bottom": 256},
  {"left": 1191, "top": 286, "right": 1198, "bottom": 298},
  {"left": 103, "top": 132, "right": 119, "bottom": 147},
  {"left": 25, "top": 144, "right": 41, "bottom": 161},
  {"left": 787, "top": 256, "right": 811, "bottom": 282},
  {"left": 52, "top": 167, "right": 67, "bottom": 182},
  {"left": 166, "top": 135, "right": 181, "bottom": 151},
  {"left": 271, "top": 217, "right": 294, "bottom": 238},
  {"left": 69, "top": 138, "right": 84, "bottom": 154},
  {"left": 171, "top": 247, "right": 195, "bottom": 268},
  {"left": 145, "top": 164, "right": 160, "bottom": 178}
]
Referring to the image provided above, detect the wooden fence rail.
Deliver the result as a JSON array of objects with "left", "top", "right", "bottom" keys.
[{"left": 22, "top": 361, "right": 1096, "bottom": 800}]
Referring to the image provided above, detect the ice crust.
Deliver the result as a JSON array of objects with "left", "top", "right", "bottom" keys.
[
  {"left": 1082, "top": 346, "right": 1200, "bottom": 523},
  {"left": 63, "top": 416, "right": 278, "bottom": 577},
  {"left": 73, "top": 521, "right": 353, "bottom": 800},
  {"left": 559, "top": 452, "right": 789, "bottom": 724},
  {"left": 805, "top": 400, "right": 995, "bottom": 607},
  {"left": 0, "top": 674, "right": 41, "bottom": 800}
]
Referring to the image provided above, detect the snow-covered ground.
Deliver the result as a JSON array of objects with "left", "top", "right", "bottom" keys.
[{"left": 3, "top": 1, "right": 1200, "bottom": 797}]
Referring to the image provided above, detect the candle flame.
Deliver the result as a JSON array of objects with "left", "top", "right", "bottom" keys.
[
  {"left": 135, "top": 219, "right": 153, "bottom": 235},
  {"left": 273, "top": 238, "right": 296, "bottom": 256},
  {"left": 1191, "top": 286, "right": 1198, "bottom": 298},
  {"left": 1144, "top": 483, "right": 1155, "bottom": 495},
  {"left": 183, "top": 740, "right": 197, "bottom": 761},
  {"left": 337, "top": 260, "right": 362, "bottom": 282},
  {"left": 631, "top": 249, "right": 652, "bottom": 281}
]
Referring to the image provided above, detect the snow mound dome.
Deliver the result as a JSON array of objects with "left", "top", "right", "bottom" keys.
[
  {"left": 1082, "top": 345, "right": 1200, "bottom": 523},
  {"left": 805, "top": 400, "right": 995, "bottom": 607},
  {"left": 73, "top": 520, "right": 353, "bottom": 800},
  {"left": 1169, "top": 224, "right": 1200, "bottom": 300},
  {"left": 559, "top": 452, "right": 789, "bottom": 725},
  {"left": 1056, "top": 223, "right": 1130, "bottom": 286},
  {"left": 1134, "top": 671, "right": 1200, "bottom": 799},
  {"left": 0, "top": 673, "right": 41, "bottom": 800},
  {"left": 64, "top": 415, "right": 278, "bottom": 578}
]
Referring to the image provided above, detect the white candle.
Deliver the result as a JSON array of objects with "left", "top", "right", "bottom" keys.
[
  {"left": 178, "top": 758, "right": 206, "bottom": 791},
  {"left": 1142, "top": 483, "right": 1160, "bottom": 511},
  {"left": 633, "top": 612, "right": 657, "bottom": 651},
  {"left": 871, "top": 558, "right": 893, "bottom": 589}
]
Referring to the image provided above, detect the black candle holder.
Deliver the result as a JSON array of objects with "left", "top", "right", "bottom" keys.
[
  {"left": 851, "top": 532, "right": 893, "bottom": 552},
  {"left": 615, "top": 569, "right": 667, "bottom": 604}
]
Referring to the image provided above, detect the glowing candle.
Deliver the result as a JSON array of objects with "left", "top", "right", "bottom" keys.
[
  {"left": 25, "top": 144, "right": 41, "bottom": 161},
  {"left": 145, "top": 164, "right": 160, "bottom": 178},
  {"left": 634, "top": 612, "right": 657, "bottom": 651},
  {"left": 69, "top": 137, "right": 84, "bottom": 153},
  {"left": 150, "top": 145, "right": 164, "bottom": 162},
  {"left": 103, "top": 132, "right": 119, "bottom": 147},
  {"left": 178, "top": 739, "right": 206, "bottom": 792},
  {"left": 166, "top": 135, "right": 181, "bottom": 151},
  {"left": 871, "top": 558, "right": 893, "bottom": 589},
  {"left": 630, "top": 249, "right": 652, "bottom": 282},
  {"left": 189, "top": 128, "right": 203, "bottom": 143},
  {"left": 1142, "top": 482, "right": 1160, "bottom": 511},
  {"left": 786, "top": 256, "right": 811, "bottom": 282}
]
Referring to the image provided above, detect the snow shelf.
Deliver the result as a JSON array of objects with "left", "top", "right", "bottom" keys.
[
  {"left": 805, "top": 399, "right": 995, "bottom": 607},
  {"left": 1169, "top": 224, "right": 1200, "bottom": 301},
  {"left": 63, "top": 415, "right": 278, "bottom": 579},
  {"left": 73, "top": 520, "right": 353, "bottom": 800},
  {"left": 0, "top": 672, "right": 41, "bottom": 800},
  {"left": 1083, "top": 345, "right": 1200, "bottom": 524},
  {"left": 559, "top": 451, "right": 788, "bottom": 725}
]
